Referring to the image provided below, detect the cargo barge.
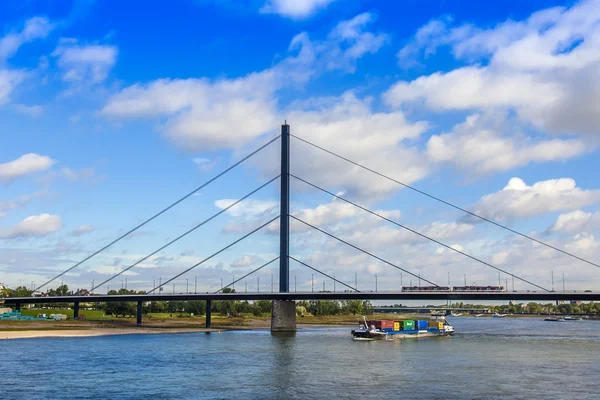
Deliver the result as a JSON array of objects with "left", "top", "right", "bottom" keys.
[{"left": 351, "top": 317, "right": 454, "bottom": 340}]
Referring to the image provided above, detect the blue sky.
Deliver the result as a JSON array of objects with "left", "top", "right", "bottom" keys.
[{"left": 1, "top": 0, "right": 599, "bottom": 295}]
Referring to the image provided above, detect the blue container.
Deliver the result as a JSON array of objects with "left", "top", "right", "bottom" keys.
[{"left": 417, "top": 320, "right": 428, "bottom": 330}]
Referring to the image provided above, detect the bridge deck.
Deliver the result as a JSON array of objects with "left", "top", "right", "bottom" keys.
[{"left": 3, "top": 291, "right": 599, "bottom": 304}]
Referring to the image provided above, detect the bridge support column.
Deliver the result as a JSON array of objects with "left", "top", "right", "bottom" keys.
[
  {"left": 137, "top": 301, "right": 143, "bottom": 326},
  {"left": 73, "top": 302, "right": 80, "bottom": 319},
  {"left": 15, "top": 303, "right": 21, "bottom": 312},
  {"left": 271, "top": 300, "right": 296, "bottom": 332},
  {"left": 205, "top": 300, "right": 212, "bottom": 328}
]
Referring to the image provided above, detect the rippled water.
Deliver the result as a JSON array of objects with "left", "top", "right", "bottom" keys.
[{"left": 2, "top": 317, "right": 600, "bottom": 399}]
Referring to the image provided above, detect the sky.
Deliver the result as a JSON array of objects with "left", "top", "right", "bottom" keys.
[{"left": 1, "top": 0, "right": 599, "bottom": 296}]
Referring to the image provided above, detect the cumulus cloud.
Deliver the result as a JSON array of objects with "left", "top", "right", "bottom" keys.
[
  {"left": 386, "top": 0, "right": 600, "bottom": 136},
  {"left": 260, "top": 0, "right": 337, "bottom": 18},
  {"left": 289, "top": 13, "right": 389, "bottom": 73},
  {"left": 0, "top": 214, "right": 62, "bottom": 239},
  {"left": 0, "top": 16, "right": 54, "bottom": 61},
  {"left": 550, "top": 210, "right": 600, "bottom": 233},
  {"left": 469, "top": 177, "right": 600, "bottom": 221},
  {"left": 426, "top": 112, "right": 590, "bottom": 176},
  {"left": 52, "top": 39, "right": 118, "bottom": 83},
  {"left": 100, "top": 14, "right": 387, "bottom": 152},
  {"left": 0, "top": 153, "right": 56, "bottom": 183},
  {"left": 255, "top": 91, "right": 429, "bottom": 200},
  {"left": 215, "top": 198, "right": 278, "bottom": 218}
]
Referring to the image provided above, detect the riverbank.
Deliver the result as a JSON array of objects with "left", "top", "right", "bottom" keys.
[{"left": 0, "top": 313, "right": 403, "bottom": 340}]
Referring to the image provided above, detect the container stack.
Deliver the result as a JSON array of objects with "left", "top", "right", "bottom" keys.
[
  {"left": 428, "top": 321, "right": 444, "bottom": 330},
  {"left": 416, "top": 320, "right": 428, "bottom": 330},
  {"left": 403, "top": 320, "right": 415, "bottom": 330}
]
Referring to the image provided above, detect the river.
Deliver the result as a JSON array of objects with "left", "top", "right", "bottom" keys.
[{"left": 2, "top": 317, "right": 600, "bottom": 399}]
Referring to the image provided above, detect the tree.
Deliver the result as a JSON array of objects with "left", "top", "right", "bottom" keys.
[
  {"left": 341, "top": 300, "right": 363, "bottom": 315},
  {"left": 362, "top": 300, "right": 374, "bottom": 315},
  {"left": 12, "top": 286, "right": 32, "bottom": 297},
  {"left": 100, "top": 288, "right": 138, "bottom": 317},
  {"left": 184, "top": 301, "right": 206, "bottom": 316}
]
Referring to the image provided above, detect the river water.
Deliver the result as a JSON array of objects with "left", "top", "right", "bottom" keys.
[{"left": 2, "top": 317, "right": 600, "bottom": 399}]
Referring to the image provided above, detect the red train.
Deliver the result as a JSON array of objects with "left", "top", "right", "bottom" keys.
[{"left": 402, "top": 285, "right": 505, "bottom": 292}]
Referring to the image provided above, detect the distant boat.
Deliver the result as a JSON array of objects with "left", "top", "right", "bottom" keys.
[
  {"left": 563, "top": 316, "right": 581, "bottom": 321},
  {"left": 492, "top": 313, "right": 505, "bottom": 318},
  {"left": 450, "top": 312, "right": 462, "bottom": 317},
  {"left": 544, "top": 317, "right": 565, "bottom": 322}
]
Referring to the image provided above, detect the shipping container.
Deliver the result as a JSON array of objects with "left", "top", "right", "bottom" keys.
[
  {"left": 428, "top": 321, "right": 444, "bottom": 330},
  {"left": 417, "top": 320, "right": 428, "bottom": 330},
  {"left": 393, "top": 321, "right": 400, "bottom": 331},
  {"left": 403, "top": 320, "right": 415, "bottom": 330}
]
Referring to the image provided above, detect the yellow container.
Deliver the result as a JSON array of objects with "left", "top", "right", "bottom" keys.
[
  {"left": 393, "top": 321, "right": 400, "bottom": 331},
  {"left": 428, "top": 321, "right": 444, "bottom": 330}
]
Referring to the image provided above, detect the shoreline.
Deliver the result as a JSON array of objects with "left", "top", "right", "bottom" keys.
[
  {"left": 0, "top": 323, "right": 347, "bottom": 340},
  {"left": 0, "top": 327, "right": 222, "bottom": 340}
]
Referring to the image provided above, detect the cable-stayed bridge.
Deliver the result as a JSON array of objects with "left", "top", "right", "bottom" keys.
[{"left": 4, "top": 124, "right": 600, "bottom": 331}]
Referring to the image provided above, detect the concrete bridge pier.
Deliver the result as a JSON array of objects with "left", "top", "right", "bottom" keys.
[
  {"left": 15, "top": 303, "right": 21, "bottom": 312},
  {"left": 73, "top": 302, "right": 80, "bottom": 319},
  {"left": 137, "top": 301, "right": 143, "bottom": 325},
  {"left": 271, "top": 300, "right": 296, "bottom": 332},
  {"left": 205, "top": 300, "right": 212, "bottom": 328}
]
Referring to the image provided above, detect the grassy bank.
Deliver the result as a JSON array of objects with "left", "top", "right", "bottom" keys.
[{"left": 1, "top": 312, "right": 421, "bottom": 331}]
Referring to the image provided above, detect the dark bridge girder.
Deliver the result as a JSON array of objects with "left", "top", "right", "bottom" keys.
[{"left": 4, "top": 291, "right": 600, "bottom": 305}]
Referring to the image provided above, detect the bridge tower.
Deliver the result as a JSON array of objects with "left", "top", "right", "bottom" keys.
[{"left": 271, "top": 122, "right": 297, "bottom": 332}]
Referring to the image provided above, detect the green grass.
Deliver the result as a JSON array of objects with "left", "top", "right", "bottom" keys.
[{"left": 20, "top": 309, "right": 109, "bottom": 320}]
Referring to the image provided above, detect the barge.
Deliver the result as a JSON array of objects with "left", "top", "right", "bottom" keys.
[{"left": 351, "top": 317, "right": 454, "bottom": 341}]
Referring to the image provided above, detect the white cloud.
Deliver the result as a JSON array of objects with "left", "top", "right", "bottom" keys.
[
  {"left": 260, "top": 0, "right": 336, "bottom": 19},
  {"left": 215, "top": 198, "right": 278, "bottom": 218},
  {"left": 344, "top": 220, "right": 474, "bottom": 251},
  {"left": 255, "top": 91, "right": 429, "bottom": 200},
  {"left": 286, "top": 199, "right": 363, "bottom": 234},
  {"left": 100, "top": 14, "right": 387, "bottom": 152},
  {"left": 0, "top": 69, "right": 26, "bottom": 105},
  {"left": 386, "top": 0, "right": 600, "bottom": 136},
  {"left": 101, "top": 72, "right": 277, "bottom": 152},
  {"left": 0, "top": 192, "right": 45, "bottom": 215},
  {"left": 0, "top": 17, "right": 54, "bottom": 61},
  {"left": 0, "top": 153, "right": 56, "bottom": 182},
  {"left": 95, "top": 265, "right": 138, "bottom": 276},
  {"left": 289, "top": 13, "right": 389, "bottom": 73},
  {"left": 426, "top": 112, "right": 590, "bottom": 175},
  {"left": 0, "top": 213, "right": 62, "bottom": 239},
  {"left": 470, "top": 177, "right": 600, "bottom": 221},
  {"left": 52, "top": 39, "right": 118, "bottom": 83},
  {"left": 550, "top": 210, "right": 600, "bottom": 233},
  {"left": 71, "top": 224, "right": 95, "bottom": 236},
  {"left": 193, "top": 157, "right": 217, "bottom": 171}
]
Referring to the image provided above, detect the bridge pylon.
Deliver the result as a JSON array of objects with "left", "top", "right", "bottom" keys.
[{"left": 272, "top": 122, "right": 296, "bottom": 333}]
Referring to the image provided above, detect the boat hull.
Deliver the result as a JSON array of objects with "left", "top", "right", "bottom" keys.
[{"left": 351, "top": 329, "right": 454, "bottom": 340}]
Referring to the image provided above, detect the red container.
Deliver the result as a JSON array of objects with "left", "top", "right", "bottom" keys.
[
  {"left": 381, "top": 320, "right": 395, "bottom": 328},
  {"left": 367, "top": 320, "right": 395, "bottom": 329}
]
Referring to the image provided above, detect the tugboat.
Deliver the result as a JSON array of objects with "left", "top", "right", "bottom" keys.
[{"left": 351, "top": 316, "right": 455, "bottom": 341}]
